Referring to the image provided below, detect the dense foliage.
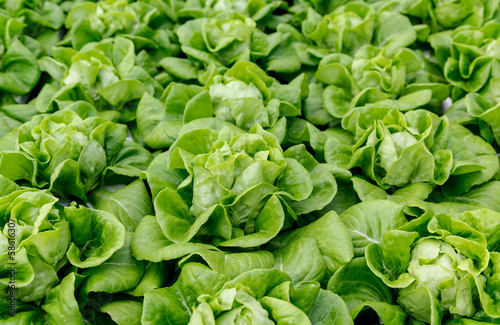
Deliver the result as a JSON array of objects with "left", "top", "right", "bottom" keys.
[{"left": 0, "top": 0, "right": 499, "bottom": 324}]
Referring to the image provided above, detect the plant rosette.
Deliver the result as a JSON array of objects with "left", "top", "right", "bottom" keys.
[
  {"left": 142, "top": 121, "right": 336, "bottom": 252},
  {"left": 0, "top": 109, "right": 152, "bottom": 202},
  {"left": 366, "top": 209, "right": 500, "bottom": 324}
]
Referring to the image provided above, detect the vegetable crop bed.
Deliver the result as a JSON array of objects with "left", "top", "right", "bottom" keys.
[{"left": 0, "top": 0, "right": 499, "bottom": 324}]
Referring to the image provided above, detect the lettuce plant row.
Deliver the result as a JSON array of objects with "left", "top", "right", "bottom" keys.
[{"left": 0, "top": 0, "right": 499, "bottom": 324}]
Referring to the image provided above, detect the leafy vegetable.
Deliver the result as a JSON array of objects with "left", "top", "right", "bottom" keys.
[
  {"left": 144, "top": 123, "right": 336, "bottom": 250},
  {"left": 0, "top": 109, "right": 152, "bottom": 201},
  {"left": 366, "top": 212, "right": 497, "bottom": 324},
  {"left": 1, "top": 0, "right": 500, "bottom": 324}
]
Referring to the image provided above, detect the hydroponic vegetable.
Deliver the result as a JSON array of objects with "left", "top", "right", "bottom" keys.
[
  {"left": 1, "top": 0, "right": 500, "bottom": 324},
  {"left": 0, "top": 108, "right": 152, "bottom": 201}
]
